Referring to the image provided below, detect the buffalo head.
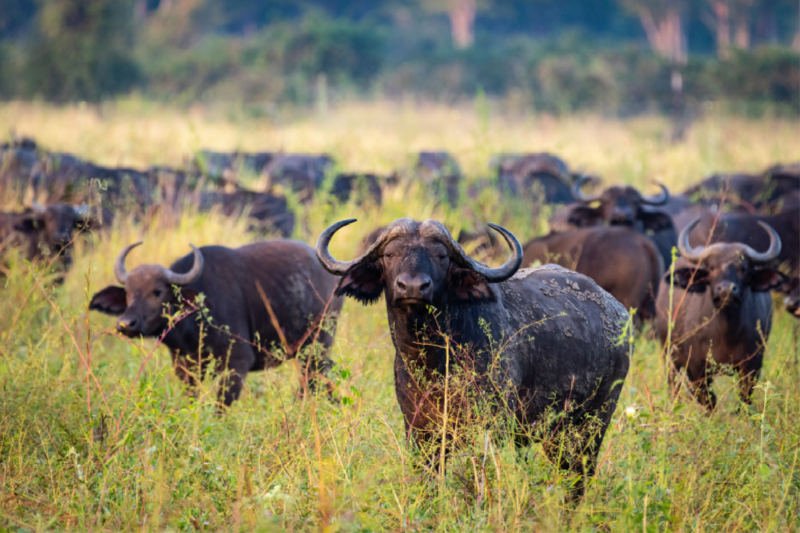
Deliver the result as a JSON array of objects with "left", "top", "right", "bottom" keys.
[
  {"left": 315, "top": 218, "right": 521, "bottom": 309},
  {"left": 668, "top": 219, "right": 783, "bottom": 309},
  {"left": 571, "top": 176, "right": 670, "bottom": 226},
  {"left": 89, "top": 243, "right": 204, "bottom": 336},
  {"left": 15, "top": 202, "right": 94, "bottom": 252}
]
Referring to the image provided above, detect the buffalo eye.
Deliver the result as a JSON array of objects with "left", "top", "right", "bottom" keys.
[
  {"left": 383, "top": 253, "right": 393, "bottom": 259},
  {"left": 153, "top": 289, "right": 163, "bottom": 298},
  {"left": 437, "top": 253, "right": 447, "bottom": 260}
]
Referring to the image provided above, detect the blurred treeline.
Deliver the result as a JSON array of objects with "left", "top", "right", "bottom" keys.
[{"left": 0, "top": 0, "right": 798, "bottom": 115}]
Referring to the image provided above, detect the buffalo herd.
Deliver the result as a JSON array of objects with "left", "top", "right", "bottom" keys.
[{"left": 2, "top": 135, "right": 798, "bottom": 503}]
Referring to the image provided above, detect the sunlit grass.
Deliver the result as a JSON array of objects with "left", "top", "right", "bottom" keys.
[{"left": 0, "top": 101, "right": 798, "bottom": 531}]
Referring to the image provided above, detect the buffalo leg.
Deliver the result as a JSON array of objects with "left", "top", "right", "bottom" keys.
[
  {"left": 296, "top": 328, "right": 335, "bottom": 399},
  {"left": 686, "top": 370, "right": 716, "bottom": 411},
  {"left": 217, "top": 342, "right": 256, "bottom": 407},
  {"left": 737, "top": 364, "right": 761, "bottom": 409}
]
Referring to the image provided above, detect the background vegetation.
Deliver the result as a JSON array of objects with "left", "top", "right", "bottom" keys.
[
  {"left": 0, "top": 101, "right": 799, "bottom": 531},
  {"left": 0, "top": 0, "right": 798, "bottom": 115}
]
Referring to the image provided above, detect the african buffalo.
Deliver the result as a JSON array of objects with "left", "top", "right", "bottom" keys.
[
  {"left": 683, "top": 166, "right": 799, "bottom": 211},
  {"left": 415, "top": 152, "right": 461, "bottom": 207},
  {"left": 565, "top": 176, "right": 677, "bottom": 268},
  {"left": 656, "top": 220, "right": 784, "bottom": 410},
  {"left": 522, "top": 226, "right": 663, "bottom": 322},
  {"left": 329, "top": 173, "right": 383, "bottom": 205},
  {"left": 195, "top": 190, "right": 295, "bottom": 237},
  {"left": 316, "top": 218, "right": 630, "bottom": 501},
  {"left": 0, "top": 202, "right": 103, "bottom": 274},
  {"left": 495, "top": 153, "right": 574, "bottom": 204},
  {"left": 687, "top": 207, "right": 799, "bottom": 275},
  {"left": 264, "top": 154, "right": 334, "bottom": 201},
  {"left": 89, "top": 240, "right": 343, "bottom": 406}
]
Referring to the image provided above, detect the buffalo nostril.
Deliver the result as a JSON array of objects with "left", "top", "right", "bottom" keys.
[
  {"left": 420, "top": 280, "right": 431, "bottom": 292},
  {"left": 396, "top": 279, "right": 407, "bottom": 291}
]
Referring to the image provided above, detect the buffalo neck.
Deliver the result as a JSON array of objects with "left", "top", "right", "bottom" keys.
[{"left": 385, "top": 296, "right": 498, "bottom": 377}]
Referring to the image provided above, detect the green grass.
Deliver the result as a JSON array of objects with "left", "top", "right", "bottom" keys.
[{"left": 1, "top": 101, "right": 799, "bottom": 531}]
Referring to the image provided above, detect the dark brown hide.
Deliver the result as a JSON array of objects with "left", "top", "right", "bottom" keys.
[
  {"left": 494, "top": 153, "right": 574, "bottom": 204},
  {"left": 560, "top": 178, "right": 676, "bottom": 269},
  {"left": 89, "top": 240, "right": 344, "bottom": 406},
  {"left": 656, "top": 223, "right": 783, "bottom": 410},
  {"left": 688, "top": 208, "right": 799, "bottom": 275},
  {"left": 317, "top": 218, "right": 630, "bottom": 502},
  {"left": 0, "top": 203, "right": 102, "bottom": 274},
  {"left": 522, "top": 226, "right": 663, "bottom": 321}
]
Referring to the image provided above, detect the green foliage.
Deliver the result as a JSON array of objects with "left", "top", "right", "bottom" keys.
[{"left": 21, "top": 0, "right": 141, "bottom": 102}]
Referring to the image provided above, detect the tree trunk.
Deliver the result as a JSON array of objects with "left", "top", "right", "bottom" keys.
[
  {"left": 734, "top": 16, "right": 750, "bottom": 49},
  {"left": 713, "top": 1, "right": 731, "bottom": 59},
  {"left": 449, "top": 0, "right": 476, "bottom": 49}
]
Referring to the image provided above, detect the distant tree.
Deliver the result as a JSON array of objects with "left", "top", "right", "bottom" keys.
[
  {"left": 418, "top": 0, "right": 481, "bottom": 49},
  {"left": 24, "top": 0, "right": 140, "bottom": 101},
  {"left": 619, "top": 0, "right": 687, "bottom": 139}
]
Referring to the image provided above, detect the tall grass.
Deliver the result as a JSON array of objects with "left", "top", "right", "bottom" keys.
[{"left": 0, "top": 101, "right": 799, "bottom": 531}]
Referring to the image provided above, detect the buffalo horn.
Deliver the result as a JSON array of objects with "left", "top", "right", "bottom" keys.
[
  {"left": 572, "top": 175, "right": 602, "bottom": 203},
  {"left": 437, "top": 221, "right": 523, "bottom": 283},
  {"left": 641, "top": 182, "right": 670, "bottom": 206},
  {"left": 114, "top": 241, "right": 143, "bottom": 284},
  {"left": 740, "top": 222, "right": 781, "bottom": 264},
  {"left": 316, "top": 219, "right": 362, "bottom": 275},
  {"left": 678, "top": 219, "right": 781, "bottom": 264},
  {"left": 164, "top": 245, "right": 204, "bottom": 285}
]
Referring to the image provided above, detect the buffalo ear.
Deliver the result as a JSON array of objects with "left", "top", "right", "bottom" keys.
[
  {"left": 447, "top": 265, "right": 495, "bottom": 305},
  {"left": 13, "top": 215, "right": 41, "bottom": 233},
  {"left": 566, "top": 205, "right": 604, "bottom": 228},
  {"left": 335, "top": 261, "right": 384, "bottom": 304},
  {"left": 666, "top": 267, "right": 709, "bottom": 292},
  {"left": 89, "top": 286, "right": 128, "bottom": 315},
  {"left": 748, "top": 268, "right": 786, "bottom": 292}
]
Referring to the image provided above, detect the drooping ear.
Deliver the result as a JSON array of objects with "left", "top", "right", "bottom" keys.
[
  {"left": 13, "top": 215, "right": 42, "bottom": 233},
  {"left": 566, "top": 205, "right": 604, "bottom": 228},
  {"left": 446, "top": 265, "right": 495, "bottom": 305},
  {"left": 747, "top": 268, "right": 787, "bottom": 292},
  {"left": 335, "top": 261, "right": 384, "bottom": 304},
  {"left": 89, "top": 286, "right": 128, "bottom": 315},
  {"left": 666, "top": 267, "right": 709, "bottom": 293}
]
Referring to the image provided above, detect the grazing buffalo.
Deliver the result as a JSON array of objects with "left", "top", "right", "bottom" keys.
[
  {"left": 0, "top": 203, "right": 103, "bottom": 274},
  {"left": 656, "top": 220, "right": 784, "bottom": 410},
  {"left": 688, "top": 207, "right": 799, "bottom": 275},
  {"left": 89, "top": 240, "right": 344, "bottom": 406},
  {"left": 495, "top": 153, "right": 574, "bottom": 204},
  {"left": 264, "top": 154, "right": 334, "bottom": 201},
  {"left": 193, "top": 150, "right": 275, "bottom": 182},
  {"left": 195, "top": 190, "right": 295, "bottom": 237},
  {"left": 683, "top": 166, "right": 799, "bottom": 211},
  {"left": 316, "top": 218, "right": 630, "bottom": 501},
  {"left": 565, "top": 177, "right": 677, "bottom": 268},
  {"left": 415, "top": 152, "right": 461, "bottom": 206},
  {"left": 329, "top": 173, "right": 383, "bottom": 205},
  {"left": 522, "top": 226, "right": 663, "bottom": 322}
]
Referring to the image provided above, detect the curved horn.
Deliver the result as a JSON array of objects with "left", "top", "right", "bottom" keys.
[
  {"left": 164, "top": 244, "right": 204, "bottom": 285},
  {"left": 740, "top": 222, "right": 781, "bottom": 264},
  {"left": 316, "top": 219, "right": 360, "bottom": 275},
  {"left": 677, "top": 219, "right": 705, "bottom": 263},
  {"left": 572, "top": 175, "right": 602, "bottom": 203},
  {"left": 641, "top": 182, "right": 670, "bottom": 206},
  {"left": 435, "top": 221, "right": 522, "bottom": 283},
  {"left": 114, "top": 241, "right": 143, "bottom": 284}
]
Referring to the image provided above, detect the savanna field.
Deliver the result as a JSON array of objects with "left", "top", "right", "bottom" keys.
[{"left": 1, "top": 100, "right": 799, "bottom": 532}]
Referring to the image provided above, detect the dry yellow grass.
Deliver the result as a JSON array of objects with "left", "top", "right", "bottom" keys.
[{"left": 1, "top": 101, "right": 798, "bottom": 532}]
